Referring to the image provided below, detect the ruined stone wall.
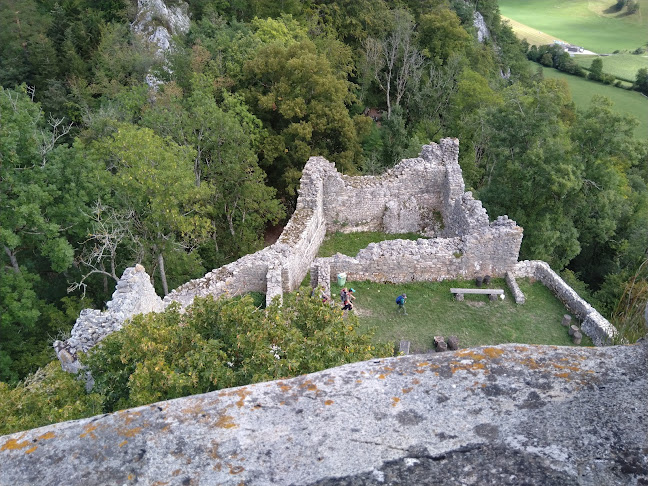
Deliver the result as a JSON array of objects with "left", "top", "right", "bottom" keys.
[
  {"left": 311, "top": 216, "right": 522, "bottom": 296},
  {"left": 53, "top": 265, "right": 164, "bottom": 373},
  {"left": 514, "top": 260, "right": 617, "bottom": 346},
  {"left": 321, "top": 139, "right": 488, "bottom": 237}
]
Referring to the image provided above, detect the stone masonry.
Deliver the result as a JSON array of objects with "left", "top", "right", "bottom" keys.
[{"left": 53, "top": 264, "right": 164, "bottom": 373}]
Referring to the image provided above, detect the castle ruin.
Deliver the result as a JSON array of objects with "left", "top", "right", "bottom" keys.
[{"left": 54, "top": 139, "right": 617, "bottom": 372}]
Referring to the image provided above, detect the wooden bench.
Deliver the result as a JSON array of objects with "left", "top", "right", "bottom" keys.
[{"left": 450, "top": 288, "right": 504, "bottom": 302}]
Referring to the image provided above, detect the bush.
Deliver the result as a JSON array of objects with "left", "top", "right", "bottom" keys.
[
  {"left": 83, "top": 292, "right": 393, "bottom": 412},
  {"left": 0, "top": 362, "right": 102, "bottom": 435}
]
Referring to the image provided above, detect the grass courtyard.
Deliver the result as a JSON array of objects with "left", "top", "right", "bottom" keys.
[
  {"left": 332, "top": 279, "right": 593, "bottom": 352},
  {"left": 318, "top": 232, "right": 593, "bottom": 351}
]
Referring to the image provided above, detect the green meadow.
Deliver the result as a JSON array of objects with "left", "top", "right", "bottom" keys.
[
  {"left": 574, "top": 54, "right": 648, "bottom": 82},
  {"left": 534, "top": 64, "right": 648, "bottom": 140},
  {"left": 499, "top": 0, "right": 648, "bottom": 53}
]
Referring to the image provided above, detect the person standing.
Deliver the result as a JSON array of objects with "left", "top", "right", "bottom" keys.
[{"left": 396, "top": 293, "right": 407, "bottom": 315}]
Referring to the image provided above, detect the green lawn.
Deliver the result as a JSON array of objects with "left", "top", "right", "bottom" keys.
[
  {"left": 537, "top": 64, "right": 648, "bottom": 140},
  {"left": 499, "top": 0, "right": 648, "bottom": 53},
  {"left": 574, "top": 54, "right": 648, "bottom": 82},
  {"left": 332, "top": 279, "right": 593, "bottom": 351},
  {"left": 318, "top": 231, "right": 423, "bottom": 257}
]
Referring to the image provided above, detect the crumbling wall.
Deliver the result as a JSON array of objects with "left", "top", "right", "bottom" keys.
[
  {"left": 311, "top": 215, "right": 522, "bottom": 297},
  {"left": 53, "top": 265, "right": 164, "bottom": 373},
  {"left": 514, "top": 261, "right": 617, "bottom": 346},
  {"left": 321, "top": 139, "right": 486, "bottom": 237}
]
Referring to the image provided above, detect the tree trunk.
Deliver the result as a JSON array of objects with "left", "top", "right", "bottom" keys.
[
  {"left": 3, "top": 245, "right": 20, "bottom": 273},
  {"left": 158, "top": 252, "right": 169, "bottom": 296}
]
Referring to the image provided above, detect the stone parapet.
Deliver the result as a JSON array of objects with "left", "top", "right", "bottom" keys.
[{"left": 6, "top": 342, "right": 647, "bottom": 486}]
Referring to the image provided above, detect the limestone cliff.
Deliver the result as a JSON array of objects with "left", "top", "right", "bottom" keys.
[{"left": 2, "top": 342, "right": 646, "bottom": 485}]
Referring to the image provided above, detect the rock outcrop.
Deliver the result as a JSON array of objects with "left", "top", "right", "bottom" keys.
[{"left": 3, "top": 342, "right": 646, "bottom": 485}]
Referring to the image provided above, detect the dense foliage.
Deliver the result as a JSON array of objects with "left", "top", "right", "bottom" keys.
[
  {"left": 0, "top": 290, "right": 392, "bottom": 434},
  {"left": 0, "top": 0, "right": 646, "bottom": 410}
]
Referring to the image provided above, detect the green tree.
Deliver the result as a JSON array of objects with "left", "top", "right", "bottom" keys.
[
  {"left": 588, "top": 58, "right": 604, "bottom": 82},
  {"left": 83, "top": 291, "right": 393, "bottom": 412},
  {"left": 0, "top": 87, "right": 98, "bottom": 380},
  {"left": 478, "top": 82, "right": 582, "bottom": 268},
  {"left": 418, "top": 8, "right": 471, "bottom": 67},
  {"left": 363, "top": 9, "right": 424, "bottom": 119},
  {"left": 243, "top": 38, "right": 366, "bottom": 197},
  {"left": 635, "top": 68, "right": 648, "bottom": 95},
  {"left": 0, "top": 361, "right": 102, "bottom": 435},
  {"left": 86, "top": 124, "right": 210, "bottom": 295}
]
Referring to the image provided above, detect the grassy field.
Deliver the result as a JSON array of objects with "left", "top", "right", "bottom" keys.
[
  {"left": 536, "top": 64, "right": 648, "bottom": 140},
  {"left": 501, "top": 15, "right": 570, "bottom": 46},
  {"left": 317, "top": 231, "right": 422, "bottom": 257},
  {"left": 499, "top": 0, "right": 648, "bottom": 53},
  {"left": 574, "top": 54, "right": 648, "bottom": 82},
  {"left": 332, "top": 279, "right": 593, "bottom": 351}
]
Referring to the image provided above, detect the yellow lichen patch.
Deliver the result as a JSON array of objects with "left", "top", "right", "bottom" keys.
[
  {"left": 554, "top": 372, "right": 571, "bottom": 379},
  {"left": 356, "top": 379, "right": 362, "bottom": 383},
  {"left": 215, "top": 414, "right": 238, "bottom": 429},
  {"left": 514, "top": 346, "right": 529, "bottom": 353},
  {"left": 455, "top": 350, "right": 486, "bottom": 361},
  {"left": 378, "top": 374, "right": 387, "bottom": 379},
  {"left": 37, "top": 431, "right": 56, "bottom": 441},
  {"left": 229, "top": 465, "right": 245, "bottom": 475},
  {"left": 402, "top": 387, "right": 413, "bottom": 394},
  {"left": 235, "top": 388, "right": 251, "bottom": 408},
  {"left": 1, "top": 436, "right": 30, "bottom": 452},
  {"left": 551, "top": 363, "right": 581, "bottom": 372},
  {"left": 117, "top": 426, "right": 143, "bottom": 438},
  {"left": 279, "top": 401, "right": 286, "bottom": 406},
  {"left": 412, "top": 378, "right": 420, "bottom": 385},
  {"left": 517, "top": 357, "right": 540, "bottom": 370},
  {"left": 391, "top": 397, "right": 401, "bottom": 407},
  {"left": 325, "top": 377, "right": 335, "bottom": 385},
  {"left": 172, "top": 470, "right": 182, "bottom": 477},
  {"left": 416, "top": 362, "right": 429, "bottom": 368},
  {"left": 325, "top": 400, "right": 334, "bottom": 406},
  {"left": 414, "top": 369, "right": 425, "bottom": 374},
  {"left": 119, "top": 410, "right": 142, "bottom": 426},
  {"left": 119, "top": 440, "right": 128, "bottom": 448},
  {"left": 80, "top": 423, "right": 100, "bottom": 440},
  {"left": 381, "top": 366, "right": 395, "bottom": 372},
  {"left": 24, "top": 446, "right": 38, "bottom": 454},
  {"left": 299, "top": 380, "right": 318, "bottom": 392},
  {"left": 449, "top": 361, "right": 487, "bottom": 374},
  {"left": 181, "top": 400, "right": 205, "bottom": 415},
  {"left": 482, "top": 347, "right": 505, "bottom": 359}
]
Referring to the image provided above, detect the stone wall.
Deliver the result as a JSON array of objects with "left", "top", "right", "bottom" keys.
[
  {"left": 320, "top": 139, "right": 489, "bottom": 238},
  {"left": 311, "top": 215, "right": 522, "bottom": 296},
  {"left": 513, "top": 260, "right": 617, "bottom": 346},
  {"left": 53, "top": 265, "right": 164, "bottom": 373}
]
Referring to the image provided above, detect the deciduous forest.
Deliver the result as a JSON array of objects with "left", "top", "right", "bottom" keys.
[{"left": 0, "top": 0, "right": 646, "bottom": 429}]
